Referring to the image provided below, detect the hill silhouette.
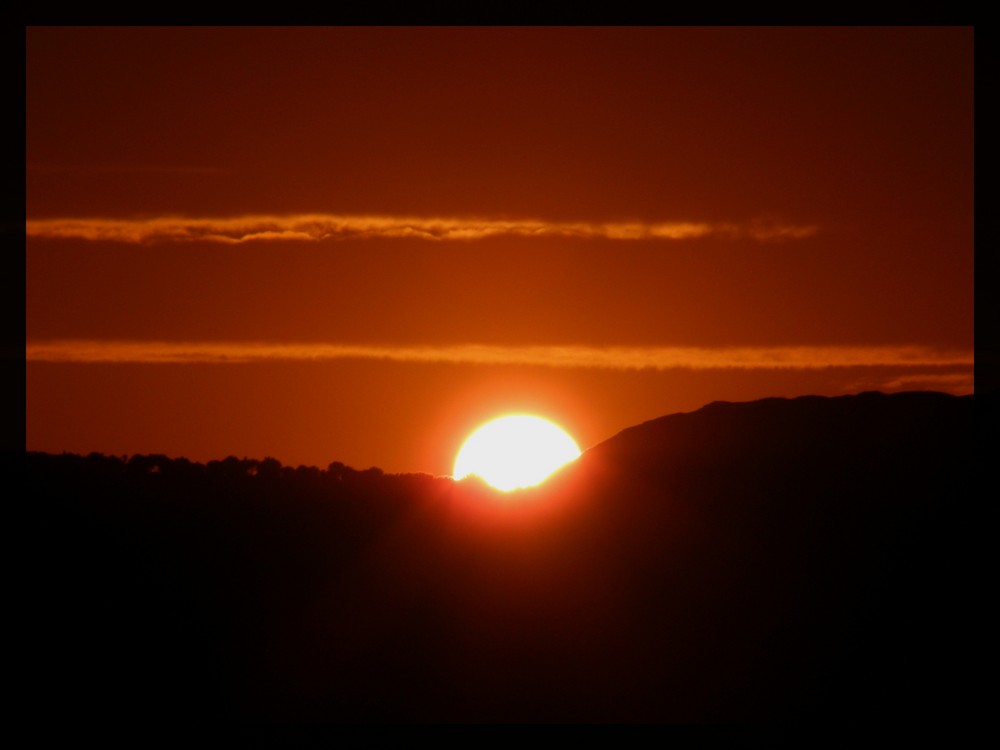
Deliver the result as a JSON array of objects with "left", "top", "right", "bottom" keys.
[{"left": 18, "top": 391, "right": 979, "bottom": 723}]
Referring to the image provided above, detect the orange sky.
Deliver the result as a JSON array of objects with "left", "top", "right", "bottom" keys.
[{"left": 26, "top": 27, "right": 974, "bottom": 475}]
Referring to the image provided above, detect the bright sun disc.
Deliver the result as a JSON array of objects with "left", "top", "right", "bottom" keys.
[{"left": 454, "top": 415, "right": 582, "bottom": 492}]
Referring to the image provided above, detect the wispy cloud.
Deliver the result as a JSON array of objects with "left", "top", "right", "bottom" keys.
[
  {"left": 25, "top": 214, "right": 818, "bottom": 244},
  {"left": 26, "top": 340, "right": 972, "bottom": 371},
  {"left": 848, "top": 371, "right": 975, "bottom": 395}
]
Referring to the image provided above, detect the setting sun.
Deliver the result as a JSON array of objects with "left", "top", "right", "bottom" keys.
[{"left": 454, "top": 415, "right": 582, "bottom": 491}]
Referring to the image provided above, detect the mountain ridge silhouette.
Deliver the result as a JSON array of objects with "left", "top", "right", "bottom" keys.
[{"left": 18, "top": 390, "right": 979, "bottom": 723}]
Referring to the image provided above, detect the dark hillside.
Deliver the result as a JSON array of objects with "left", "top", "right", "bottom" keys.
[
  {"left": 545, "top": 391, "right": 976, "bottom": 721},
  {"left": 17, "top": 391, "right": 979, "bottom": 723}
]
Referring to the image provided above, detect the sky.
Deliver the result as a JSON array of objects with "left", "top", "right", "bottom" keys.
[{"left": 26, "top": 26, "right": 974, "bottom": 475}]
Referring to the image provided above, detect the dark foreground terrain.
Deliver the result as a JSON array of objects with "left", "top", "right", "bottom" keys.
[{"left": 18, "top": 391, "right": 983, "bottom": 723}]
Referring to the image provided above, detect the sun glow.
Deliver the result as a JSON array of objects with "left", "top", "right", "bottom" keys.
[{"left": 453, "top": 415, "right": 582, "bottom": 492}]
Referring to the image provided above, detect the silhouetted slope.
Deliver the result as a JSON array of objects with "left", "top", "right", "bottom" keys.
[
  {"left": 547, "top": 391, "right": 976, "bottom": 721},
  {"left": 18, "top": 391, "right": 978, "bottom": 723}
]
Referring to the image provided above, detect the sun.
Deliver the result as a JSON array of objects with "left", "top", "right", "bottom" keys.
[{"left": 453, "top": 415, "right": 582, "bottom": 492}]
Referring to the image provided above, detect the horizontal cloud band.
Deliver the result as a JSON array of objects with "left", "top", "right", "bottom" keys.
[
  {"left": 26, "top": 214, "right": 818, "bottom": 244},
  {"left": 26, "top": 340, "right": 972, "bottom": 370}
]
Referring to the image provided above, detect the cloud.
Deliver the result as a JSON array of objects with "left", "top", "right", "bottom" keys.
[
  {"left": 25, "top": 214, "right": 818, "bottom": 244},
  {"left": 26, "top": 340, "right": 973, "bottom": 371},
  {"left": 848, "top": 371, "right": 975, "bottom": 395}
]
